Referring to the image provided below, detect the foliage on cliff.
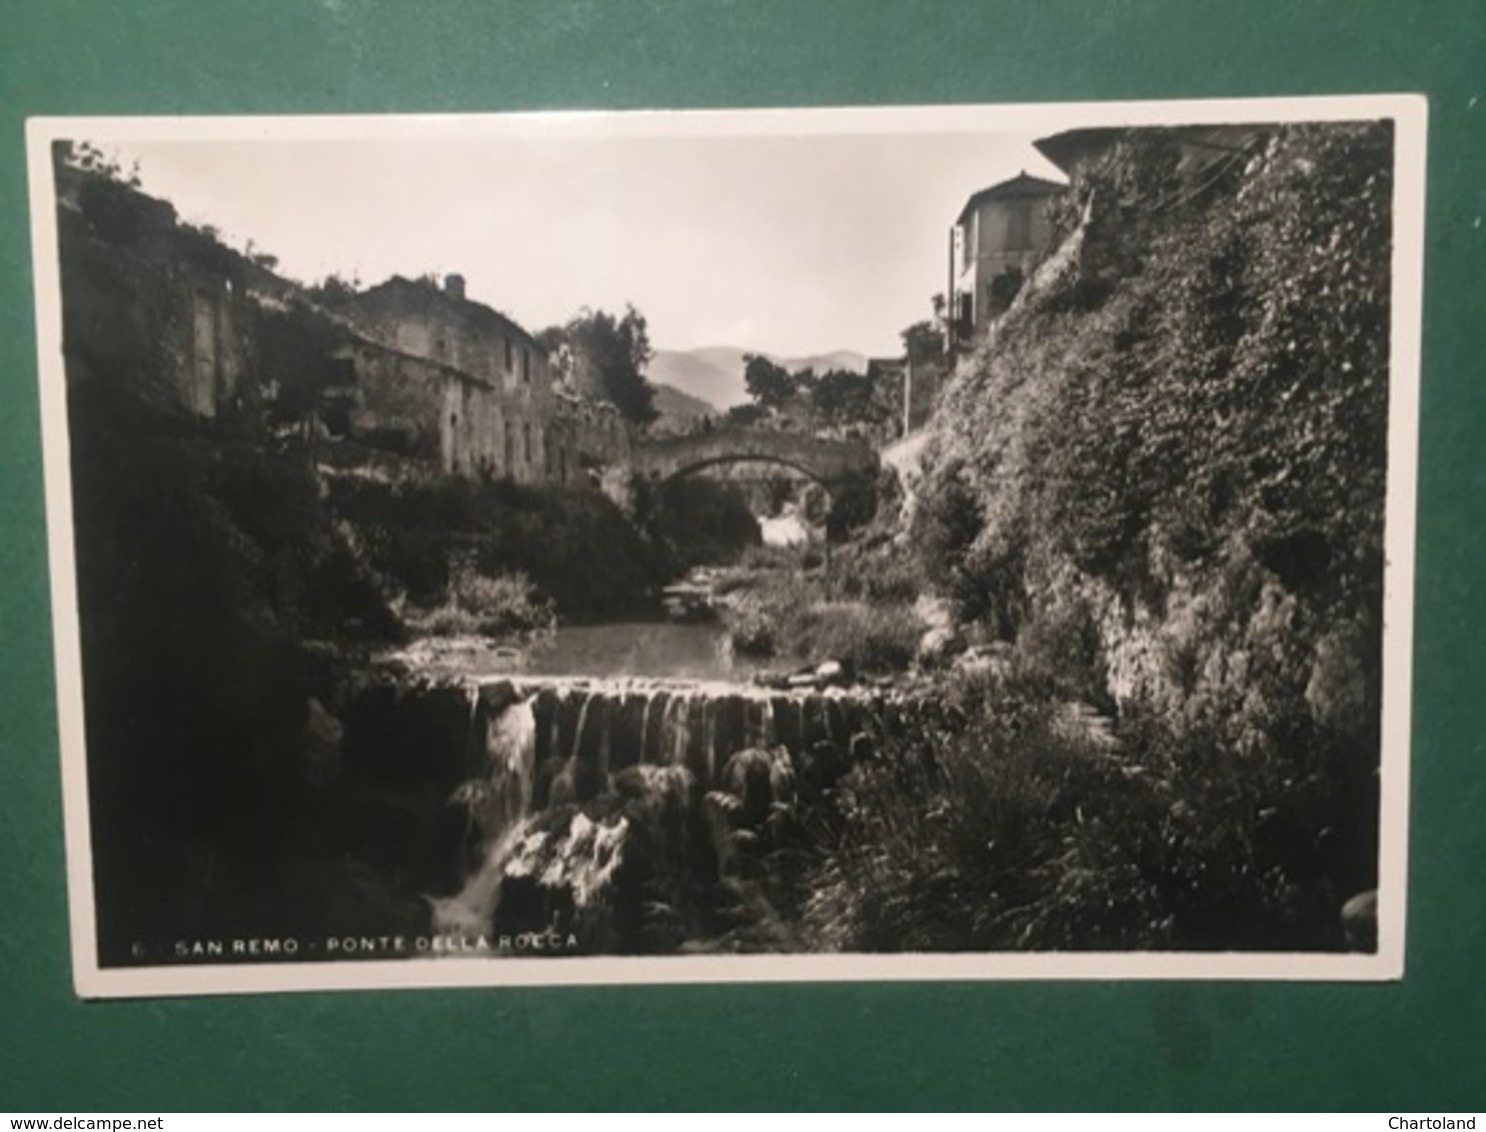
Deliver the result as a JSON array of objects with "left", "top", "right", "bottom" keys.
[
  {"left": 936, "top": 119, "right": 1389, "bottom": 714},
  {"left": 815, "top": 122, "right": 1394, "bottom": 950}
]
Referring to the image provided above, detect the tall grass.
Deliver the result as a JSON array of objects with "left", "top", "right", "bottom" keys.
[
  {"left": 803, "top": 663, "right": 1370, "bottom": 953},
  {"left": 719, "top": 541, "right": 926, "bottom": 674},
  {"left": 843, "top": 123, "right": 1393, "bottom": 952},
  {"left": 409, "top": 562, "right": 556, "bottom": 640}
]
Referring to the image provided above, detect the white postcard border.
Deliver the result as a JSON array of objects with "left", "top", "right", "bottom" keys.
[{"left": 24, "top": 94, "right": 1427, "bottom": 998}]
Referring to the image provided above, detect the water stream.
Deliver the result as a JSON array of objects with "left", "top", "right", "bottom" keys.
[
  {"left": 386, "top": 619, "right": 761, "bottom": 683},
  {"left": 419, "top": 670, "right": 891, "bottom": 944},
  {"left": 374, "top": 574, "right": 909, "bottom": 952}
]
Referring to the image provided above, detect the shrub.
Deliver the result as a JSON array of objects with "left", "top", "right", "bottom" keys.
[
  {"left": 805, "top": 673, "right": 1367, "bottom": 953},
  {"left": 804, "top": 686, "right": 1155, "bottom": 952},
  {"left": 719, "top": 540, "right": 926, "bottom": 674},
  {"left": 725, "top": 598, "right": 778, "bottom": 658},
  {"left": 65, "top": 380, "right": 404, "bottom": 962},
  {"left": 790, "top": 601, "right": 922, "bottom": 674},
  {"left": 413, "top": 565, "right": 556, "bottom": 641},
  {"left": 328, "top": 477, "right": 670, "bottom": 622}
]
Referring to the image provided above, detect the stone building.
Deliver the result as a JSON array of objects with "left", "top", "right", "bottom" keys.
[
  {"left": 948, "top": 171, "right": 1066, "bottom": 345},
  {"left": 55, "top": 147, "right": 636, "bottom": 490},
  {"left": 344, "top": 275, "right": 548, "bottom": 393},
  {"left": 56, "top": 160, "right": 260, "bottom": 426},
  {"left": 335, "top": 274, "right": 569, "bottom": 484}
]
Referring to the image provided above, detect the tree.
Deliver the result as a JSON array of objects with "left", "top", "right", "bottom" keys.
[
  {"left": 725, "top": 402, "right": 767, "bottom": 427},
  {"left": 55, "top": 139, "right": 141, "bottom": 186},
  {"left": 244, "top": 239, "right": 279, "bottom": 272},
  {"left": 900, "top": 319, "right": 942, "bottom": 361},
  {"left": 552, "top": 305, "right": 658, "bottom": 426},
  {"left": 308, "top": 273, "right": 359, "bottom": 305},
  {"left": 810, "top": 368, "right": 874, "bottom": 426},
  {"left": 743, "top": 353, "right": 795, "bottom": 410}
]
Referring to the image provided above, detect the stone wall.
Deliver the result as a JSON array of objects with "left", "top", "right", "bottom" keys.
[
  {"left": 337, "top": 276, "right": 639, "bottom": 487},
  {"left": 57, "top": 201, "right": 258, "bottom": 426},
  {"left": 54, "top": 166, "right": 636, "bottom": 492},
  {"left": 345, "top": 276, "right": 552, "bottom": 396},
  {"left": 903, "top": 353, "right": 949, "bottom": 434},
  {"left": 332, "top": 341, "right": 446, "bottom": 460},
  {"left": 441, "top": 369, "right": 550, "bottom": 484},
  {"left": 552, "top": 393, "right": 632, "bottom": 469}
]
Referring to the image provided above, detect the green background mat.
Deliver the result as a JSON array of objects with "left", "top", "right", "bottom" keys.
[{"left": 1, "top": 0, "right": 1481, "bottom": 1111}]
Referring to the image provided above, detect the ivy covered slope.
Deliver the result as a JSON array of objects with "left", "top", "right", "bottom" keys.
[{"left": 914, "top": 123, "right": 1393, "bottom": 935}]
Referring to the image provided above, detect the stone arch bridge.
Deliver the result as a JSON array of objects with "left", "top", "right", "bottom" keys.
[{"left": 630, "top": 426, "right": 880, "bottom": 488}]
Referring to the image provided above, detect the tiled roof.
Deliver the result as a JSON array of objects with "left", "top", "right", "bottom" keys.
[{"left": 956, "top": 172, "right": 1067, "bottom": 225}]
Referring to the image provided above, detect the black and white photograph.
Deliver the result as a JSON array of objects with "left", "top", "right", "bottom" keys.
[{"left": 26, "top": 98, "right": 1424, "bottom": 997}]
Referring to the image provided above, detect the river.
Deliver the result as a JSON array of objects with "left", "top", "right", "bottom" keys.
[
  {"left": 384, "top": 618, "right": 767, "bottom": 683},
  {"left": 525, "top": 620, "right": 763, "bottom": 680},
  {"left": 363, "top": 559, "right": 917, "bottom": 956}
]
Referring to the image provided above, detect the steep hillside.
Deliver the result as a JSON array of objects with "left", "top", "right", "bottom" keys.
[
  {"left": 921, "top": 120, "right": 1390, "bottom": 714},
  {"left": 838, "top": 121, "right": 1395, "bottom": 950},
  {"left": 650, "top": 380, "right": 717, "bottom": 427},
  {"left": 647, "top": 349, "right": 740, "bottom": 408}
]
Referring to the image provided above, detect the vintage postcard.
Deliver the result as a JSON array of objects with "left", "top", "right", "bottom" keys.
[{"left": 25, "top": 96, "right": 1425, "bottom": 997}]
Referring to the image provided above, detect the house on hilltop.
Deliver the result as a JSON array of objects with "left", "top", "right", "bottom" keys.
[{"left": 948, "top": 171, "right": 1066, "bottom": 346}]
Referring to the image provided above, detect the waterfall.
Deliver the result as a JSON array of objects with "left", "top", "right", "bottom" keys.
[
  {"left": 639, "top": 694, "right": 654, "bottom": 767},
  {"left": 428, "top": 821, "right": 535, "bottom": 940},
  {"left": 569, "top": 691, "right": 593, "bottom": 764},
  {"left": 701, "top": 696, "right": 717, "bottom": 788},
  {"left": 485, "top": 692, "right": 536, "bottom": 830},
  {"left": 598, "top": 694, "right": 615, "bottom": 781},
  {"left": 820, "top": 697, "right": 839, "bottom": 748},
  {"left": 546, "top": 691, "right": 562, "bottom": 771},
  {"left": 430, "top": 694, "right": 538, "bottom": 939},
  {"left": 414, "top": 674, "right": 909, "bottom": 946}
]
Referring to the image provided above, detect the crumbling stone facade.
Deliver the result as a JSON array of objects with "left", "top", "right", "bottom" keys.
[
  {"left": 332, "top": 276, "right": 634, "bottom": 484},
  {"left": 54, "top": 157, "right": 634, "bottom": 490},
  {"left": 334, "top": 276, "right": 557, "bottom": 483}
]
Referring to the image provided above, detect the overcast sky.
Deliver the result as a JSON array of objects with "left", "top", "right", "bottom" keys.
[{"left": 106, "top": 126, "right": 1065, "bottom": 358}]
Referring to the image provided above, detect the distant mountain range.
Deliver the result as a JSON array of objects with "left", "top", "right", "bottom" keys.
[
  {"left": 650, "top": 382, "right": 716, "bottom": 425},
  {"left": 647, "top": 345, "right": 870, "bottom": 413}
]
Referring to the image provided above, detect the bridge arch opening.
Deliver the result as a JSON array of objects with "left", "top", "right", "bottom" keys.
[
  {"left": 628, "top": 427, "right": 883, "bottom": 540},
  {"left": 657, "top": 453, "right": 830, "bottom": 488},
  {"left": 647, "top": 456, "right": 878, "bottom": 544}
]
